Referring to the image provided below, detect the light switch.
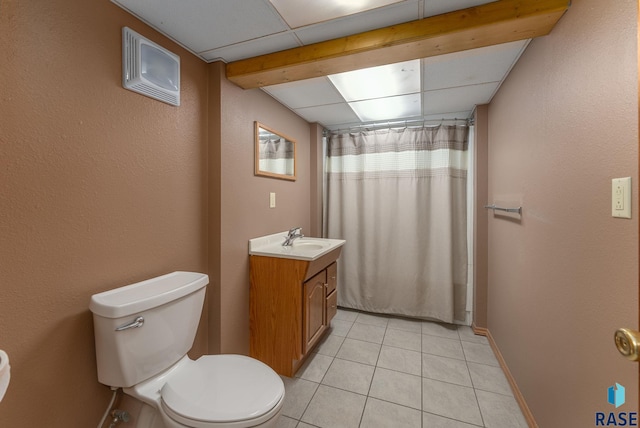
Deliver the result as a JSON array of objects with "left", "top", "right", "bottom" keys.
[
  {"left": 612, "top": 177, "right": 631, "bottom": 219},
  {"left": 269, "top": 192, "right": 276, "bottom": 208}
]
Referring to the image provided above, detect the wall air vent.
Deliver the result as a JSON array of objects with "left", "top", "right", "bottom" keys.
[{"left": 122, "top": 27, "right": 180, "bottom": 106}]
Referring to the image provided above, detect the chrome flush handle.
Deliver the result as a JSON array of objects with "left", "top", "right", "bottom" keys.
[{"left": 115, "top": 316, "right": 145, "bottom": 331}]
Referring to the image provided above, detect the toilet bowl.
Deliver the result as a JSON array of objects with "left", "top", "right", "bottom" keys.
[
  {"left": 127, "top": 355, "right": 284, "bottom": 428},
  {"left": 89, "top": 271, "right": 284, "bottom": 428}
]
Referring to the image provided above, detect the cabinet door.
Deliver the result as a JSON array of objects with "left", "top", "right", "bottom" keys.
[{"left": 303, "top": 270, "right": 327, "bottom": 354}]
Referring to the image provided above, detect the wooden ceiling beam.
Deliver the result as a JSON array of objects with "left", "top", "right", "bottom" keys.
[{"left": 226, "top": 0, "right": 570, "bottom": 89}]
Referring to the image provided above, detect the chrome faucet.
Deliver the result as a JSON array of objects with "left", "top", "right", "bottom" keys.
[{"left": 282, "top": 227, "right": 304, "bottom": 246}]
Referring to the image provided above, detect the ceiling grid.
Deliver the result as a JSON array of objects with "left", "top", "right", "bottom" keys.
[{"left": 110, "top": 0, "right": 568, "bottom": 129}]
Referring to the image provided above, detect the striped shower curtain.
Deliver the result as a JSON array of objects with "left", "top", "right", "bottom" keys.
[
  {"left": 325, "top": 125, "right": 468, "bottom": 323},
  {"left": 257, "top": 135, "right": 295, "bottom": 176}
]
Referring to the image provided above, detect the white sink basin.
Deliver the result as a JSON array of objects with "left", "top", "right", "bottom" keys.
[
  {"left": 249, "top": 232, "right": 345, "bottom": 261},
  {"left": 293, "top": 243, "right": 324, "bottom": 251},
  {"left": 291, "top": 240, "right": 328, "bottom": 251}
]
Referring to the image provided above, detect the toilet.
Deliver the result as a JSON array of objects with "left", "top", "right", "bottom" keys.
[{"left": 89, "top": 271, "right": 285, "bottom": 428}]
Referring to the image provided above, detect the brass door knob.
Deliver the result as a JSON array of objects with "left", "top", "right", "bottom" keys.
[{"left": 614, "top": 328, "right": 640, "bottom": 361}]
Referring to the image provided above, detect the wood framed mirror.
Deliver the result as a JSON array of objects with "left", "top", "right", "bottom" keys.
[{"left": 255, "top": 122, "right": 297, "bottom": 181}]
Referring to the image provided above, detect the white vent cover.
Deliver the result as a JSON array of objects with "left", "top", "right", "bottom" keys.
[{"left": 122, "top": 27, "right": 180, "bottom": 106}]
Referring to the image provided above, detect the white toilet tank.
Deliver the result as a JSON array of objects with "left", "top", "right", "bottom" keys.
[{"left": 90, "top": 271, "right": 208, "bottom": 388}]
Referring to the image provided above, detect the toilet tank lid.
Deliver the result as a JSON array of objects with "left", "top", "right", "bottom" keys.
[{"left": 90, "top": 271, "right": 209, "bottom": 318}]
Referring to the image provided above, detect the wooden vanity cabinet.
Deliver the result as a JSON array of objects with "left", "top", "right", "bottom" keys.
[
  {"left": 249, "top": 248, "right": 341, "bottom": 377},
  {"left": 303, "top": 262, "right": 338, "bottom": 354}
]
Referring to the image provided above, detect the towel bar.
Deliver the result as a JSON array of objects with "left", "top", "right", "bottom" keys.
[{"left": 484, "top": 204, "right": 522, "bottom": 215}]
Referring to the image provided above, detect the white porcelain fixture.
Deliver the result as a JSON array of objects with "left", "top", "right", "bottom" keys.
[
  {"left": 249, "top": 231, "right": 345, "bottom": 261},
  {"left": 90, "top": 271, "right": 284, "bottom": 428},
  {"left": 0, "top": 349, "right": 9, "bottom": 402}
]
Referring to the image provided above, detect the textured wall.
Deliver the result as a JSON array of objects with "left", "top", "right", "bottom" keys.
[
  {"left": 0, "top": 0, "right": 209, "bottom": 426},
  {"left": 0, "top": 0, "right": 316, "bottom": 424},
  {"left": 208, "top": 64, "right": 313, "bottom": 354},
  {"left": 473, "top": 105, "right": 489, "bottom": 329},
  {"left": 486, "top": 0, "right": 638, "bottom": 425}
]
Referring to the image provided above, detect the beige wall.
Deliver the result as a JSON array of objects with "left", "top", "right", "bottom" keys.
[
  {"left": 0, "top": 0, "right": 210, "bottom": 426},
  {"left": 209, "top": 63, "right": 313, "bottom": 354},
  {"left": 4, "top": 0, "right": 637, "bottom": 426},
  {"left": 473, "top": 105, "right": 490, "bottom": 329},
  {"left": 0, "top": 0, "right": 315, "bottom": 425},
  {"left": 486, "top": 0, "right": 638, "bottom": 425},
  {"left": 310, "top": 124, "right": 325, "bottom": 238}
]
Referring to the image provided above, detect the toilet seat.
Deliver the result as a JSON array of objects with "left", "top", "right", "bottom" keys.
[{"left": 160, "top": 355, "right": 285, "bottom": 427}]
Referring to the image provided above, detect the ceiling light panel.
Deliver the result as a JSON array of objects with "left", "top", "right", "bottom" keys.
[
  {"left": 294, "top": 1, "right": 417, "bottom": 44},
  {"left": 328, "top": 60, "right": 421, "bottom": 102},
  {"left": 269, "top": 0, "right": 406, "bottom": 28},
  {"left": 349, "top": 93, "right": 421, "bottom": 122}
]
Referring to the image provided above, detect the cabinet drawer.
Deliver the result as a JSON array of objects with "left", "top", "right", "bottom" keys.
[
  {"left": 326, "top": 262, "right": 337, "bottom": 295},
  {"left": 326, "top": 290, "right": 337, "bottom": 324}
]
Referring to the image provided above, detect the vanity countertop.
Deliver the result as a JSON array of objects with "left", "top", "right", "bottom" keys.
[{"left": 249, "top": 231, "right": 345, "bottom": 261}]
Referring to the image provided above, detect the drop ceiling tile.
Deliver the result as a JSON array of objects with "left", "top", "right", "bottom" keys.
[
  {"left": 270, "top": 0, "right": 407, "bottom": 28},
  {"left": 350, "top": 93, "right": 422, "bottom": 122},
  {"left": 112, "top": 0, "right": 289, "bottom": 53},
  {"left": 423, "top": 0, "right": 493, "bottom": 17},
  {"left": 262, "top": 77, "right": 344, "bottom": 109},
  {"left": 423, "top": 111, "right": 473, "bottom": 122},
  {"left": 293, "top": 103, "right": 360, "bottom": 126},
  {"left": 200, "top": 32, "right": 301, "bottom": 62},
  {"left": 423, "top": 83, "right": 498, "bottom": 115},
  {"left": 295, "top": 1, "right": 419, "bottom": 44},
  {"left": 112, "top": 0, "right": 528, "bottom": 125},
  {"left": 423, "top": 40, "right": 528, "bottom": 90}
]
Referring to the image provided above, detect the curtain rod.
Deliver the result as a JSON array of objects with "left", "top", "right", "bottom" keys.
[{"left": 324, "top": 117, "right": 472, "bottom": 136}]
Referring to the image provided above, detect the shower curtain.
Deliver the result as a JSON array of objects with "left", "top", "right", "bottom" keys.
[
  {"left": 258, "top": 136, "right": 295, "bottom": 176},
  {"left": 325, "top": 125, "right": 469, "bottom": 323}
]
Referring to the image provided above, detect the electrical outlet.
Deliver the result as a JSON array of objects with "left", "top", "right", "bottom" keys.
[
  {"left": 612, "top": 177, "right": 631, "bottom": 219},
  {"left": 269, "top": 192, "right": 276, "bottom": 208}
]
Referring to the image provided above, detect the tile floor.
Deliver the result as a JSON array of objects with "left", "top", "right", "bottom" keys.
[{"left": 276, "top": 308, "right": 528, "bottom": 428}]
